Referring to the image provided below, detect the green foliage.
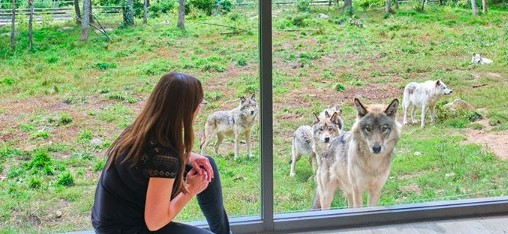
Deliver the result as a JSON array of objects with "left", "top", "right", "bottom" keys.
[
  {"left": 56, "top": 171, "right": 74, "bottom": 187},
  {"left": 296, "top": 0, "right": 311, "bottom": 12},
  {"left": 335, "top": 83, "right": 346, "bottom": 92},
  {"left": 29, "top": 177, "right": 42, "bottom": 189},
  {"left": 149, "top": 1, "right": 176, "bottom": 17},
  {"left": 27, "top": 150, "right": 52, "bottom": 169},
  {"left": 94, "top": 160, "right": 106, "bottom": 172},
  {"left": 78, "top": 129, "right": 93, "bottom": 143},
  {"left": 94, "top": 62, "right": 117, "bottom": 70},
  {"left": 58, "top": 113, "right": 73, "bottom": 125},
  {"left": 356, "top": 0, "right": 384, "bottom": 10},
  {"left": 190, "top": 0, "right": 214, "bottom": 15}
]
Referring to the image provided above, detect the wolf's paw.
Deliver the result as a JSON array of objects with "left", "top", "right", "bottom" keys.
[{"left": 290, "top": 172, "right": 296, "bottom": 177}]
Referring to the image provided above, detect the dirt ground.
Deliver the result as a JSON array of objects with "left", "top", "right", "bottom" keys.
[{"left": 464, "top": 118, "right": 508, "bottom": 159}]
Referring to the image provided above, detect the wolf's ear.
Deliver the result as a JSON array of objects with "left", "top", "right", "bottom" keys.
[
  {"left": 250, "top": 93, "right": 256, "bottom": 100},
  {"left": 240, "top": 96, "right": 246, "bottom": 103},
  {"left": 330, "top": 112, "right": 338, "bottom": 124},
  {"left": 313, "top": 113, "right": 320, "bottom": 124},
  {"left": 324, "top": 111, "right": 330, "bottom": 118},
  {"left": 336, "top": 105, "right": 343, "bottom": 116},
  {"left": 473, "top": 53, "right": 476, "bottom": 56},
  {"left": 436, "top": 80, "right": 441, "bottom": 87},
  {"left": 354, "top": 98, "right": 368, "bottom": 118},
  {"left": 384, "top": 99, "right": 399, "bottom": 118}
]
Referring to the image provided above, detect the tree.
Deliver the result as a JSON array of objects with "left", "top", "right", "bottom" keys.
[
  {"left": 143, "top": 0, "right": 148, "bottom": 24},
  {"left": 471, "top": 0, "right": 478, "bottom": 16},
  {"left": 74, "top": 0, "right": 81, "bottom": 24},
  {"left": 385, "top": 0, "right": 391, "bottom": 14},
  {"left": 28, "top": 0, "right": 34, "bottom": 50},
  {"left": 177, "top": 0, "right": 185, "bottom": 29},
  {"left": 123, "top": 0, "right": 134, "bottom": 26},
  {"left": 421, "top": 0, "right": 427, "bottom": 11},
  {"left": 343, "top": 0, "right": 352, "bottom": 14},
  {"left": 481, "top": 0, "right": 487, "bottom": 14},
  {"left": 10, "top": 0, "right": 15, "bottom": 51},
  {"left": 81, "top": 0, "right": 90, "bottom": 40},
  {"left": 394, "top": 0, "right": 399, "bottom": 10}
]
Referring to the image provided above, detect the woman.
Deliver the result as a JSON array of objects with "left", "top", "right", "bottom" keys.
[{"left": 91, "top": 72, "right": 231, "bottom": 234}]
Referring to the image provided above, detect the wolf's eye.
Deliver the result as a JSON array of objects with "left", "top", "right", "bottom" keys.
[
  {"left": 364, "top": 126, "right": 371, "bottom": 132},
  {"left": 382, "top": 125, "right": 389, "bottom": 132}
]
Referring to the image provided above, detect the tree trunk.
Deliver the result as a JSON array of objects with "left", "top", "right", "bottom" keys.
[
  {"left": 385, "top": 0, "right": 391, "bottom": 14},
  {"left": 177, "top": 0, "right": 185, "bottom": 29},
  {"left": 471, "top": 0, "right": 478, "bottom": 16},
  {"left": 421, "top": 0, "right": 426, "bottom": 11},
  {"left": 74, "top": 0, "right": 81, "bottom": 24},
  {"left": 123, "top": 0, "right": 134, "bottom": 26},
  {"left": 28, "top": 0, "right": 33, "bottom": 51},
  {"left": 481, "top": 0, "right": 487, "bottom": 14},
  {"left": 10, "top": 0, "right": 16, "bottom": 51},
  {"left": 143, "top": 0, "right": 147, "bottom": 24},
  {"left": 343, "top": 0, "right": 352, "bottom": 8},
  {"left": 80, "top": 0, "right": 90, "bottom": 41},
  {"left": 395, "top": 0, "right": 399, "bottom": 10}
]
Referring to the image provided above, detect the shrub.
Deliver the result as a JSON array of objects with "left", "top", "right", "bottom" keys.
[
  {"left": 57, "top": 171, "right": 74, "bottom": 187},
  {"left": 29, "top": 177, "right": 42, "bottom": 189},
  {"left": 58, "top": 113, "right": 73, "bottom": 125},
  {"left": 28, "top": 150, "right": 52, "bottom": 169},
  {"left": 335, "top": 83, "right": 346, "bottom": 92},
  {"left": 296, "top": 0, "right": 311, "bottom": 12}
]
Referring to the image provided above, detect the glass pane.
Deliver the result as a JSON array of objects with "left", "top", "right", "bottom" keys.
[
  {"left": 0, "top": 1, "right": 260, "bottom": 233},
  {"left": 273, "top": 1, "right": 508, "bottom": 215}
]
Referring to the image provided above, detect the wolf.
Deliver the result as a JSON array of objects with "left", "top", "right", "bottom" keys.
[
  {"left": 200, "top": 94, "right": 258, "bottom": 160},
  {"left": 402, "top": 79, "right": 452, "bottom": 128},
  {"left": 313, "top": 98, "right": 401, "bottom": 209},
  {"left": 289, "top": 106, "right": 344, "bottom": 177},
  {"left": 471, "top": 53, "right": 493, "bottom": 64},
  {"left": 289, "top": 109, "right": 342, "bottom": 177}
]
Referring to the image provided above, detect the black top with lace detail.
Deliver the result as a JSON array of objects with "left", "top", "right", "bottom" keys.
[{"left": 91, "top": 141, "right": 180, "bottom": 232}]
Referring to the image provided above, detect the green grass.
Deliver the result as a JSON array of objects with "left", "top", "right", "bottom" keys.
[{"left": 1, "top": 2, "right": 508, "bottom": 232}]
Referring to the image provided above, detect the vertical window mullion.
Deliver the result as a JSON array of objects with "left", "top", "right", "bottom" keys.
[{"left": 259, "top": 0, "right": 273, "bottom": 232}]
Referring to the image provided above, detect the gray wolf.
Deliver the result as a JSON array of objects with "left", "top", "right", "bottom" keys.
[
  {"left": 200, "top": 94, "right": 258, "bottom": 160},
  {"left": 313, "top": 98, "right": 401, "bottom": 209},
  {"left": 289, "top": 106, "right": 343, "bottom": 177},
  {"left": 402, "top": 79, "right": 452, "bottom": 128},
  {"left": 471, "top": 53, "right": 493, "bottom": 64},
  {"left": 290, "top": 109, "right": 342, "bottom": 177}
]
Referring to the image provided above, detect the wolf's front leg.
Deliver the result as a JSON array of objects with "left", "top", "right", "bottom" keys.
[
  {"left": 367, "top": 186, "right": 382, "bottom": 207},
  {"left": 430, "top": 106, "right": 436, "bottom": 123},
  {"left": 245, "top": 130, "right": 252, "bottom": 158},
  {"left": 420, "top": 105, "right": 427, "bottom": 128},
  {"left": 234, "top": 130, "right": 240, "bottom": 160},
  {"left": 352, "top": 185, "right": 363, "bottom": 208}
]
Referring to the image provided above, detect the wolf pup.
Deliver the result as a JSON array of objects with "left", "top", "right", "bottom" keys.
[
  {"left": 471, "top": 53, "right": 493, "bottom": 64},
  {"left": 313, "top": 98, "right": 401, "bottom": 209},
  {"left": 290, "top": 110, "right": 342, "bottom": 177},
  {"left": 402, "top": 79, "right": 452, "bottom": 128},
  {"left": 201, "top": 94, "right": 258, "bottom": 160}
]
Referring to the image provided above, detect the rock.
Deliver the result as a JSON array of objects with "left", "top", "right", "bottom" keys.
[
  {"left": 317, "top": 13, "right": 329, "bottom": 19},
  {"left": 443, "top": 99, "right": 475, "bottom": 112},
  {"left": 90, "top": 138, "right": 102, "bottom": 146},
  {"left": 414, "top": 151, "right": 422, "bottom": 156},
  {"left": 56, "top": 210, "right": 63, "bottom": 218}
]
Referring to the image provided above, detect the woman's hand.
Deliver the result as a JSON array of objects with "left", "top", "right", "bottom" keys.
[
  {"left": 186, "top": 168, "right": 209, "bottom": 195},
  {"left": 188, "top": 152, "right": 214, "bottom": 182}
]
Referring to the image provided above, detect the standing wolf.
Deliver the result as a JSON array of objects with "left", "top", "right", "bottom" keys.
[
  {"left": 313, "top": 98, "right": 401, "bottom": 209},
  {"left": 289, "top": 106, "right": 343, "bottom": 177},
  {"left": 200, "top": 94, "right": 258, "bottom": 160},
  {"left": 290, "top": 110, "right": 342, "bottom": 177},
  {"left": 402, "top": 79, "right": 452, "bottom": 128}
]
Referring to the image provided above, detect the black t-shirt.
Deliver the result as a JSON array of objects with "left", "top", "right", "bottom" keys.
[{"left": 91, "top": 142, "right": 180, "bottom": 233}]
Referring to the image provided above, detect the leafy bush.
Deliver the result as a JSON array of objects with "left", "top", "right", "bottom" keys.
[
  {"left": 57, "top": 171, "right": 74, "bottom": 187},
  {"left": 296, "top": 0, "right": 311, "bottom": 12},
  {"left": 58, "top": 113, "right": 73, "bottom": 125},
  {"left": 189, "top": 0, "right": 233, "bottom": 15},
  {"left": 29, "top": 177, "right": 42, "bottom": 189},
  {"left": 356, "top": 0, "right": 384, "bottom": 9},
  {"left": 190, "top": 0, "right": 214, "bottom": 15},
  {"left": 335, "top": 83, "right": 346, "bottom": 92},
  {"left": 27, "top": 150, "right": 52, "bottom": 169}
]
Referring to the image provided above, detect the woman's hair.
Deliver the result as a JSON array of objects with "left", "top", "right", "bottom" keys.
[{"left": 106, "top": 72, "right": 203, "bottom": 196}]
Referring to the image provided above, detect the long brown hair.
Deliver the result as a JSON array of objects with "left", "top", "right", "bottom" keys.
[{"left": 106, "top": 72, "right": 203, "bottom": 196}]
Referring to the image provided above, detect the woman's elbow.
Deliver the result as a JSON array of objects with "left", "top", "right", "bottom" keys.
[{"left": 145, "top": 220, "right": 164, "bottom": 231}]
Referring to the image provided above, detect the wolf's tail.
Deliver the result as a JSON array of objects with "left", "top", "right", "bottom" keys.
[
  {"left": 402, "top": 83, "right": 415, "bottom": 111},
  {"left": 289, "top": 136, "right": 295, "bottom": 164}
]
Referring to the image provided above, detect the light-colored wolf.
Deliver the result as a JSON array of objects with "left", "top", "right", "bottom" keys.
[
  {"left": 289, "top": 106, "right": 343, "bottom": 177},
  {"left": 402, "top": 79, "right": 452, "bottom": 128},
  {"left": 200, "top": 94, "right": 258, "bottom": 160},
  {"left": 471, "top": 53, "right": 493, "bottom": 64},
  {"left": 313, "top": 98, "right": 401, "bottom": 209}
]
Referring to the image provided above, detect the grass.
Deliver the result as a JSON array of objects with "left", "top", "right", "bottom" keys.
[{"left": 1, "top": 2, "right": 508, "bottom": 232}]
